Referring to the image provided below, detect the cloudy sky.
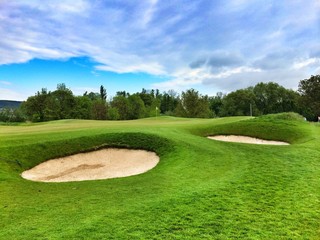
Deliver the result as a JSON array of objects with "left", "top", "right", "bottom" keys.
[{"left": 1, "top": 0, "right": 320, "bottom": 100}]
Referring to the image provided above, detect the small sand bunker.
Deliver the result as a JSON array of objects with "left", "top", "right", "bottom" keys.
[
  {"left": 208, "top": 135, "right": 289, "bottom": 145},
  {"left": 21, "top": 148, "right": 159, "bottom": 182}
]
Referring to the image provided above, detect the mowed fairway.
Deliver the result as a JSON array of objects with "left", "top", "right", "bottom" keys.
[{"left": 1, "top": 114, "right": 320, "bottom": 239}]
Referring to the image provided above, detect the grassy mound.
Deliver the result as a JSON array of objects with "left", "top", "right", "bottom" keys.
[
  {"left": 258, "top": 112, "right": 306, "bottom": 121},
  {"left": 195, "top": 113, "right": 312, "bottom": 144},
  {"left": 1, "top": 116, "right": 320, "bottom": 239}
]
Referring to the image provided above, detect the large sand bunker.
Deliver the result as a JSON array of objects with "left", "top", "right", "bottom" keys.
[
  {"left": 21, "top": 148, "right": 159, "bottom": 182},
  {"left": 208, "top": 135, "right": 289, "bottom": 145}
]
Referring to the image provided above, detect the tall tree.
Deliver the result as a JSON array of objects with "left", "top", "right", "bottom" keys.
[
  {"left": 128, "top": 94, "right": 146, "bottom": 119},
  {"left": 220, "top": 88, "right": 258, "bottom": 116},
  {"left": 209, "top": 92, "right": 225, "bottom": 117},
  {"left": 100, "top": 85, "right": 107, "bottom": 101},
  {"left": 111, "top": 95, "right": 130, "bottom": 120},
  {"left": 22, "top": 88, "right": 49, "bottom": 122},
  {"left": 253, "top": 82, "right": 298, "bottom": 115},
  {"left": 298, "top": 75, "right": 320, "bottom": 120},
  {"left": 52, "top": 84, "right": 75, "bottom": 119},
  {"left": 160, "top": 90, "right": 179, "bottom": 115},
  {"left": 175, "top": 89, "right": 212, "bottom": 118},
  {"left": 72, "top": 96, "right": 93, "bottom": 119},
  {"left": 91, "top": 99, "right": 107, "bottom": 120}
]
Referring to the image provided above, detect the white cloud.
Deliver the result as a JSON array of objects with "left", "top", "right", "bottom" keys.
[
  {"left": 152, "top": 65, "right": 261, "bottom": 92},
  {"left": 293, "top": 58, "right": 320, "bottom": 70},
  {"left": 13, "top": 0, "right": 90, "bottom": 14},
  {"left": 0, "top": 0, "right": 319, "bottom": 94},
  {"left": 0, "top": 81, "right": 11, "bottom": 86},
  {"left": 96, "top": 62, "right": 165, "bottom": 75},
  {"left": 0, "top": 88, "right": 26, "bottom": 101},
  {"left": 140, "top": 0, "right": 158, "bottom": 27}
]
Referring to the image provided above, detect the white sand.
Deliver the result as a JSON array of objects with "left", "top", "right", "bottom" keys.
[
  {"left": 21, "top": 148, "right": 159, "bottom": 182},
  {"left": 207, "top": 135, "right": 289, "bottom": 145}
]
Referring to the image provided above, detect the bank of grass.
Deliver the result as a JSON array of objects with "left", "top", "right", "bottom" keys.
[
  {"left": 193, "top": 112, "right": 313, "bottom": 144},
  {"left": 1, "top": 113, "right": 320, "bottom": 239}
]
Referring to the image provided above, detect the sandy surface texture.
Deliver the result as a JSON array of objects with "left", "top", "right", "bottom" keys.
[
  {"left": 208, "top": 135, "right": 289, "bottom": 145},
  {"left": 21, "top": 148, "right": 159, "bottom": 182}
]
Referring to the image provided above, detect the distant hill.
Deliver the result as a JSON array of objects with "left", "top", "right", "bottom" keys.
[{"left": 0, "top": 100, "right": 22, "bottom": 109}]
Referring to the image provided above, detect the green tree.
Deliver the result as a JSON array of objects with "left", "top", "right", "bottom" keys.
[
  {"left": 43, "top": 94, "right": 60, "bottom": 120},
  {"left": 91, "top": 99, "right": 107, "bottom": 120},
  {"left": 111, "top": 95, "right": 130, "bottom": 120},
  {"left": 139, "top": 88, "right": 153, "bottom": 107},
  {"left": 116, "top": 91, "right": 128, "bottom": 97},
  {"left": 253, "top": 82, "right": 298, "bottom": 115},
  {"left": 128, "top": 94, "right": 146, "bottom": 119},
  {"left": 0, "top": 107, "right": 26, "bottom": 122},
  {"left": 160, "top": 90, "right": 179, "bottom": 115},
  {"left": 175, "top": 89, "right": 212, "bottom": 118},
  {"left": 72, "top": 96, "right": 93, "bottom": 119},
  {"left": 87, "top": 92, "right": 100, "bottom": 101},
  {"left": 100, "top": 85, "right": 107, "bottom": 101},
  {"left": 146, "top": 98, "right": 161, "bottom": 117},
  {"left": 22, "top": 88, "right": 49, "bottom": 122},
  {"left": 107, "top": 107, "right": 120, "bottom": 120},
  {"left": 220, "top": 88, "right": 258, "bottom": 116},
  {"left": 298, "top": 75, "right": 320, "bottom": 120},
  {"left": 51, "top": 84, "right": 75, "bottom": 119},
  {"left": 209, "top": 92, "right": 225, "bottom": 117}
]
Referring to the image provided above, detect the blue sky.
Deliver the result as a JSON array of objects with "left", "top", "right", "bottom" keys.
[{"left": 0, "top": 0, "right": 319, "bottom": 100}]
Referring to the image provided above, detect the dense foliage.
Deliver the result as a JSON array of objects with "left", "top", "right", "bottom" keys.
[
  {"left": 298, "top": 75, "right": 320, "bottom": 121},
  {"left": 1, "top": 75, "right": 320, "bottom": 122}
]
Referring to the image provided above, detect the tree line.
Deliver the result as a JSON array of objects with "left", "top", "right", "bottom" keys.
[{"left": 1, "top": 75, "right": 319, "bottom": 122}]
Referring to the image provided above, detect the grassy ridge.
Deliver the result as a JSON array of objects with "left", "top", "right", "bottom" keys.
[
  {"left": 1, "top": 114, "right": 320, "bottom": 239},
  {"left": 193, "top": 113, "right": 313, "bottom": 144}
]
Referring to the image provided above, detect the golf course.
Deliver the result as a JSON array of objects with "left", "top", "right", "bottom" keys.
[{"left": 1, "top": 112, "right": 320, "bottom": 239}]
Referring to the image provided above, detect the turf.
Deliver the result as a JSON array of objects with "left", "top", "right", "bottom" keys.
[{"left": 1, "top": 114, "right": 320, "bottom": 239}]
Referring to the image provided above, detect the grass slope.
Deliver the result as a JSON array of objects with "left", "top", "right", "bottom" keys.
[{"left": 1, "top": 114, "right": 320, "bottom": 239}]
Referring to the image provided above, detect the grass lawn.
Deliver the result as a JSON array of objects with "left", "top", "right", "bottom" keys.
[{"left": 1, "top": 113, "right": 320, "bottom": 239}]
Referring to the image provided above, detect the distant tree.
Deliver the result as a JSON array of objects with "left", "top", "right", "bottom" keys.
[
  {"left": 111, "top": 95, "right": 130, "bottom": 120},
  {"left": 175, "top": 89, "right": 212, "bottom": 118},
  {"left": 51, "top": 84, "right": 75, "bottom": 119},
  {"left": 72, "top": 96, "right": 93, "bottom": 119},
  {"left": 100, "top": 85, "right": 107, "bottom": 101},
  {"left": 298, "top": 75, "right": 320, "bottom": 120},
  {"left": 43, "top": 94, "right": 60, "bottom": 120},
  {"left": 22, "top": 88, "right": 49, "bottom": 121},
  {"left": 116, "top": 91, "right": 128, "bottom": 97},
  {"left": 128, "top": 94, "right": 146, "bottom": 119},
  {"left": 23, "top": 84, "right": 78, "bottom": 121},
  {"left": 139, "top": 89, "right": 153, "bottom": 107},
  {"left": 220, "top": 88, "right": 258, "bottom": 116},
  {"left": 209, "top": 92, "right": 225, "bottom": 117},
  {"left": 91, "top": 99, "right": 107, "bottom": 120},
  {"left": 107, "top": 107, "right": 120, "bottom": 120},
  {"left": 87, "top": 92, "right": 100, "bottom": 101},
  {"left": 21, "top": 81, "right": 306, "bottom": 122},
  {"left": 281, "top": 89, "right": 300, "bottom": 113},
  {"left": 0, "top": 107, "right": 26, "bottom": 122},
  {"left": 174, "top": 99, "right": 187, "bottom": 117},
  {"left": 137, "top": 88, "right": 163, "bottom": 117},
  {"left": 160, "top": 90, "right": 179, "bottom": 115},
  {"left": 253, "top": 82, "right": 298, "bottom": 115},
  {"left": 155, "top": 89, "right": 160, "bottom": 98},
  {"left": 147, "top": 98, "right": 161, "bottom": 117}
]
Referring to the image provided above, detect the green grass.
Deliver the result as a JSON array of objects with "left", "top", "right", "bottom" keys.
[{"left": 1, "top": 114, "right": 320, "bottom": 239}]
